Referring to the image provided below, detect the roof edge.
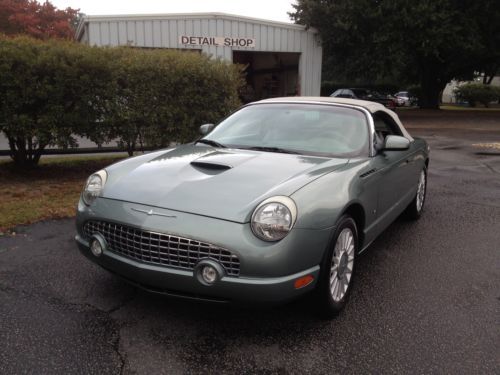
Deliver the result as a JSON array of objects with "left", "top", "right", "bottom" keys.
[{"left": 80, "top": 12, "right": 316, "bottom": 32}]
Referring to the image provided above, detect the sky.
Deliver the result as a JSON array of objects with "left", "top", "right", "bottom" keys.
[{"left": 50, "top": 0, "right": 297, "bottom": 23}]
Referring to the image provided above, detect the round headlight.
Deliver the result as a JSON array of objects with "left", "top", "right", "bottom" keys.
[
  {"left": 82, "top": 170, "right": 107, "bottom": 205},
  {"left": 251, "top": 196, "right": 297, "bottom": 241}
]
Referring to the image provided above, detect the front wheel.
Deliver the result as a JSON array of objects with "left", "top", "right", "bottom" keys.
[
  {"left": 315, "top": 215, "right": 358, "bottom": 318},
  {"left": 405, "top": 167, "right": 427, "bottom": 220}
]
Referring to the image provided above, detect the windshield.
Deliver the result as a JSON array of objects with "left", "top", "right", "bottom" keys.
[{"left": 204, "top": 104, "right": 369, "bottom": 157}]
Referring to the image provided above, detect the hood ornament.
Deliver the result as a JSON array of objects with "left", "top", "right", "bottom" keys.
[{"left": 131, "top": 207, "right": 177, "bottom": 218}]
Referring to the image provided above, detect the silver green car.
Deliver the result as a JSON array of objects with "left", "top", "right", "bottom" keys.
[{"left": 75, "top": 97, "right": 429, "bottom": 316}]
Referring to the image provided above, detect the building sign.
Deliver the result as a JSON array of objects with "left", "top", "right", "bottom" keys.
[{"left": 179, "top": 36, "right": 256, "bottom": 48}]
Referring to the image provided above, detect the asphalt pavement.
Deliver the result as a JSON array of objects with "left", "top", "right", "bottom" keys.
[{"left": 1, "top": 129, "right": 499, "bottom": 374}]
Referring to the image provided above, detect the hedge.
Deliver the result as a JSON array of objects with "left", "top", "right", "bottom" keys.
[
  {"left": 0, "top": 35, "right": 243, "bottom": 166},
  {"left": 454, "top": 83, "right": 500, "bottom": 107}
]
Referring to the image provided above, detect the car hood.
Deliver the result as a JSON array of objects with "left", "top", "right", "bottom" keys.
[{"left": 103, "top": 145, "right": 348, "bottom": 223}]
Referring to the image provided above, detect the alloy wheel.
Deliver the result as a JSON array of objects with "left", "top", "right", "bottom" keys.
[
  {"left": 416, "top": 170, "right": 426, "bottom": 212},
  {"left": 329, "top": 228, "right": 355, "bottom": 302}
]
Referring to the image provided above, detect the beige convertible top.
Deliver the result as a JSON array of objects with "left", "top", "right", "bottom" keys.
[{"left": 257, "top": 96, "right": 413, "bottom": 141}]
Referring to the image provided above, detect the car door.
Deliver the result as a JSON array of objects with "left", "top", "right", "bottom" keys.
[{"left": 371, "top": 112, "right": 415, "bottom": 226}]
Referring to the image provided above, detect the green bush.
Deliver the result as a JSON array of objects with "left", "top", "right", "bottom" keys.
[
  {"left": 0, "top": 35, "right": 243, "bottom": 166},
  {"left": 454, "top": 83, "right": 500, "bottom": 107},
  {"left": 0, "top": 36, "right": 108, "bottom": 166},
  {"left": 103, "top": 47, "right": 243, "bottom": 155}
]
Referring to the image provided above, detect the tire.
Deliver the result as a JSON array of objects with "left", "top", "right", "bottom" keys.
[
  {"left": 315, "top": 215, "right": 358, "bottom": 318},
  {"left": 405, "top": 167, "right": 427, "bottom": 220}
]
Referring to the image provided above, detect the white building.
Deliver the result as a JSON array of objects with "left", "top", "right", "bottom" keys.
[{"left": 76, "top": 12, "right": 322, "bottom": 100}]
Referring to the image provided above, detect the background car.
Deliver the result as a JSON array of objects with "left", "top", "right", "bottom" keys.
[
  {"left": 330, "top": 88, "right": 398, "bottom": 108},
  {"left": 76, "top": 97, "right": 429, "bottom": 317},
  {"left": 394, "top": 91, "right": 418, "bottom": 106}
]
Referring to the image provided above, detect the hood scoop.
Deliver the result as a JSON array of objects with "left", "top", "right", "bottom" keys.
[
  {"left": 190, "top": 160, "right": 232, "bottom": 171},
  {"left": 190, "top": 150, "right": 258, "bottom": 174}
]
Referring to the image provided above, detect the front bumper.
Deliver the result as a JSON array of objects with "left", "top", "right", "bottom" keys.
[
  {"left": 75, "top": 197, "right": 332, "bottom": 304},
  {"left": 76, "top": 234, "right": 320, "bottom": 303}
]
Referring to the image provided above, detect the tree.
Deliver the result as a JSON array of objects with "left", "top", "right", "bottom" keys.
[
  {"left": 0, "top": 0, "right": 78, "bottom": 39},
  {"left": 291, "top": 0, "right": 500, "bottom": 109},
  {"left": 0, "top": 36, "right": 111, "bottom": 167}
]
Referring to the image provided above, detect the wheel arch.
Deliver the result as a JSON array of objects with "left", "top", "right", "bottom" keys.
[{"left": 340, "top": 202, "right": 366, "bottom": 250}]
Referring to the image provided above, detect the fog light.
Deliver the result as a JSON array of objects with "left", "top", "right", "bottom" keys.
[
  {"left": 89, "top": 235, "right": 107, "bottom": 257},
  {"left": 194, "top": 259, "right": 225, "bottom": 286},
  {"left": 202, "top": 265, "right": 218, "bottom": 284},
  {"left": 90, "top": 239, "right": 103, "bottom": 257}
]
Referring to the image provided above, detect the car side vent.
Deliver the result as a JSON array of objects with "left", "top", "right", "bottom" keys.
[
  {"left": 360, "top": 168, "right": 377, "bottom": 178},
  {"left": 190, "top": 161, "right": 232, "bottom": 170}
]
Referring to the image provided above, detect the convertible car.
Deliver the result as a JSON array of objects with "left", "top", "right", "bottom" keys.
[{"left": 75, "top": 97, "right": 429, "bottom": 316}]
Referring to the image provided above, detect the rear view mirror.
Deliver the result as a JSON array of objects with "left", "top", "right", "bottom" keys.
[
  {"left": 199, "top": 123, "right": 215, "bottom": 135},
  {"left": 383, "top": 135, "right": 410, "bottom": 151}
]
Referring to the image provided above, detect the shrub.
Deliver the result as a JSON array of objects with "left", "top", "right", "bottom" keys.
[
  {"left": 103, "top": 47, "right": 243, "bottom": 155},
  {"left": 454, "top": 83, "right": 500, "bottom": 107},
  {"left": 0, "top": 35, "right": 243, "bottom": 166},
  {"left": 0, "top": 36, "right": 115, "bottom": 166}
]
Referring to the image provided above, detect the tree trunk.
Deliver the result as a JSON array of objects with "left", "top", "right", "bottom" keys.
[
  {"left": 419, "top": 73, "right": 446, "bottom": 109},
  {"left": 32, "top": 143, "right": 47, "bottom": 166},
  {"left": 138, "top": 131, "right": 144, "bottom": 154},
  {"left": 483, "top": 64, "right": 498, "bottom": 85},
  {"left": 6, "top": 134, "right": 44, "bottom": 168},
  {"left": 126, "top": 140, "right": 136, "bottom": 156}
]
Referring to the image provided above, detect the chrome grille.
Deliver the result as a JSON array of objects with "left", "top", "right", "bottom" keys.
[{"left": 83, "top": 220, "right": 240, "bottom": 277}]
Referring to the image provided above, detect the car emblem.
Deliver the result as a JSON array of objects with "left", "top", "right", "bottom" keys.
[{"left": 131, "top": 207, "right": 177, "bottom": 218}]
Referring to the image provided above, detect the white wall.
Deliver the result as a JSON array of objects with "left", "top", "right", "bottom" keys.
[{"left": 78, "top": 13, "right": 322, "bottom": 96}]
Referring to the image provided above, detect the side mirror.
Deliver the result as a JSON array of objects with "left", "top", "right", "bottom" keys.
[
  {"left": 199, "top": 123, "right": 215, "bottom": 135},
  {"left": 383, "top": 135, "right": 410, "bottom": 151}
]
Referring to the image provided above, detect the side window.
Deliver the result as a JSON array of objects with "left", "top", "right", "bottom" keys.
[
  {"left": 372, "top": 111, "right": 403, "bottom": 151},
  {"left": 373, "top": 112, "right": 402, "bottom": 138}
]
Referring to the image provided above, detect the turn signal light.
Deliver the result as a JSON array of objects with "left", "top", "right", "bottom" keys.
[{"left": 294, "top": 275, "right": 314, "bottom": 289}]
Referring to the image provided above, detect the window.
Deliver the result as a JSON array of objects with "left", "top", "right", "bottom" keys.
[
  {"left": 373, "top": 112, "right": 403, "bottom": 138},
  {"left": 372, "top": 111, "right": 403, "bottom": 151},
  {"left": 205, "top": 104, "right": 370, "bottom": 157}
]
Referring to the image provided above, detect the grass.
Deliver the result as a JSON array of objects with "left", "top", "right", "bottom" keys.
[
  {"left": 0, "top": 154, "right": 127, "bottom": 234},
  {"left": 440, "top": 104, "right": 500, "bottom": 111}
]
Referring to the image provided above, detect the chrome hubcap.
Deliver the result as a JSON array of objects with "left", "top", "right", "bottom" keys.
[
  {"left": 416, "top": 170, "right": 426, "bottom": 212},
  {"left": 330, "top": 228, "right": 355, "bottom": 302}
]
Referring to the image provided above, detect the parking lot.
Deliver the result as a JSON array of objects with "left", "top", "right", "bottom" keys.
[{"left": 1, "top": 111, "right": 499, "bottom": 374}]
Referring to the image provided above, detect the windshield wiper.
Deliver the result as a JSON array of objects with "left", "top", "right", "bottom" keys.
[
  {"left": 195, "top": 139, "right": 226, "bottom": 148},
  {"left": 244, "top": 146, "right": 301, "bottom": 154}
]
